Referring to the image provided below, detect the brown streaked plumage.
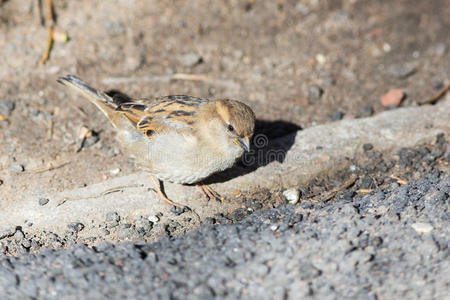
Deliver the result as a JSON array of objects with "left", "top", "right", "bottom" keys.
[{"left": 57, "top": 75, "right": 255, "bottom": 207}]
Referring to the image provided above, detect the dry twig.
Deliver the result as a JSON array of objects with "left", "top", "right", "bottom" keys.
[
  {"left": 307, "top": 174, "right": 358, "bottom": 202},
  {"left": 421, "top": 82, "right": 450, "bottom": 105}
]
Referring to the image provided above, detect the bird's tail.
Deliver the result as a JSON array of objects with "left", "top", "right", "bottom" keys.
[{"left": 57, "top": 75, "right": 117, "bottom": 120}]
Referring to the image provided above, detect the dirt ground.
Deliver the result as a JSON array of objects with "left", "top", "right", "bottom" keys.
[{"left": 0, "top": 1, "right": 449, "bottom": 231}]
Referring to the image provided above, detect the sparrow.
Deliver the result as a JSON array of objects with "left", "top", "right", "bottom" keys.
[{"left": 57, "top": 75, "right": 255, "bottom": 207}]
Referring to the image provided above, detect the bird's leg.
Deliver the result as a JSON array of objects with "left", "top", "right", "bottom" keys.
[
  {"left": 196, "top": 183, "right": 223, "bottom": 201},
  {"left": 150, "top": 176, "right": 185, "bottom": 207}
]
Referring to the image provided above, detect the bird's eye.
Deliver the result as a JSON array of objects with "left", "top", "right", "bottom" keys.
[{"left": 227, "top": 124, "right": 234, "bottom": 132}]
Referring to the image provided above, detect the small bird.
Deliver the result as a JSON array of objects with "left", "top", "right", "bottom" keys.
[{"left": 57, "top": 75, "right": 255, "bottom": 207}]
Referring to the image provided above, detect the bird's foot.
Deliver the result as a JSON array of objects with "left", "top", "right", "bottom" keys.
[{"left": 197, "top": 184, "right": 224, "bottom": 201}]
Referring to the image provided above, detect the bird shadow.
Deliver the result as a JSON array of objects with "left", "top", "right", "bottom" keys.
[{"left": 202, "top": 119, "right": 301, "bottom": 185}]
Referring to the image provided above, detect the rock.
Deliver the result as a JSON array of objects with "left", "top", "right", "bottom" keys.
[
  {"left": 9, "top": 162, "right": 24, "bottom": 173},
  {"left": 38, "top": 198, "right": 49, "bottom": 206},
  {"left": 0, "top": 100, "right": 15, "bottom": 116},
  {"left": 13, "top": 229, "right": 25, "bottom": 241},
  {"left": 431, "top": 77, "right": 444, "bottom": 90},
  {"left": 357, "top": 105, "right": 374, "bottom": 118},
  {"left": 179, "top": 52, "right": 202, "bottom": 67},
  {"left": 148, "top": 215, "right": 160, "bottom": 223},
  {"left": 387, "top": 63, "right": 416, "bottom": 78},
  {"left": 283, "top": 189, "right": 300, "bottom": 204},
  {"left": 411, "top": 222, "right": 433, "bottom": 234},
  {"left": 105, "top": 212, "right": 120, "bottom": 228},
  {"left": 307, "top": 84, "right": 324, "bottom": 101},
  {"left": 380, "top": 89, "right": 405, "bottom": 107},
  {"left": 67, "top": 222, "right": 85, "bottom": 233},
  {"left": 363, "top": 143, "right": 374, "bottom": 151},
  {"left": 329, "top": 111, "right": 344, "bottom": 121}
]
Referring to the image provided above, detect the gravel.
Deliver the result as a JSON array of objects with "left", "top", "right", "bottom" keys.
[
  {"left": 0, "top": 139, "right": 448, "bottom": 299},
  {"left": 0, "top": 173, "right": 448, "bottom": 299},
  {"left": 0, "top": 100, "right": 15, "bottom": 116},
  {"left": 307, "top": 84, "right": 324, "bottom": 101}
]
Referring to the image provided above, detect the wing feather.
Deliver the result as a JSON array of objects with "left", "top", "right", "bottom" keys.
[{"left": 115, "top": 95, "right": 209, "bottom": 138}]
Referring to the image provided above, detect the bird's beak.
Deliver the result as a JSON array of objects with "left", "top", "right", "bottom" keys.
[{"left": 235, "top": 137, "right": 250, "bottom": 152}]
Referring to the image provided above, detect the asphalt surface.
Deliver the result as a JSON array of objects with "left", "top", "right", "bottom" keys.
[{"left": 0, "top": 141, "right": 449, "bottom": 300}]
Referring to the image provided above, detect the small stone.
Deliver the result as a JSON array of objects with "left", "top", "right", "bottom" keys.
[
  {"left": 13, "top": 229, "right": 25, "bottom": 241},
  {"left": 431, "top": 77, "right": 444, "bottom": 90},
  {"left": 315, "top": 54, "right": 326, "bottom": 65},
  {"left": 357, "top": 105, "right": 374, "bottom": 118},
  {"left": 67, "top": 222, "right": 85, "bottom": 233},
  {"left": 283, "top": 189, "right": 300, "bottom": 204},
  {"left": 100, "top": 228, "right": 110, "bottom": 235},
  {"left": 21, "top": 239, "right": 31, "bottom": 249},
  {"left": 349, "top": 165, "right": 357, "bottom": 172},
  {"left": 119, "top": 223, "right": 131, "bottom": 229},
  {"left": 307, "top": 84, "right": 324, "bottom": 101},
  {"left": 380, "top": 89, "right": 405, "bottom": 107},
  {"left": 135, "top": 218, "right": 152, "bottom": 231},
  {"left": 38, "top": 198, "right": 49, "bottom": 206},
  {"left": 411, "top": 222, "right": 433, "bottom": 234},
  {"left": 387, "top": 63, "right": 416, "bottom": 78},
  {"left": 9, "top": 162, "right": 24, "bottom": 173},
  {"left": 105, "top": 212, "right": 120, "bottom": 228},
  {"left": 109, "top": 168, "right": 121, "bottom": 176},
  {"left": 230, "top": 208, "right": 247, "bottom": 221},
  {"left": 179, "top": 52, "right": 202, "bottom": 67},
  {"left": 363, "top": 143, "right": 374, "bottom": 151},
  {"left": 148, "top": 215, "right": 160, "bottom": 223},
  {"left": 329, "top": 111, "right": 344, "bottom": 121},
  {"left": 170, "top": 206, "right": 189, "bottom": 216},
  {"left": 0, "top": 100, "right": 15, "bottom": 116}
]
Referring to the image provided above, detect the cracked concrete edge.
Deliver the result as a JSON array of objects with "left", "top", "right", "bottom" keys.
[{"left": 1, "top": 98, "right": 449, "bottom": 236}]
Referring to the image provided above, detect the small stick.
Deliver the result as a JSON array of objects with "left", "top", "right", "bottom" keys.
[
  {"left": 421, "top": 82, "right": 450, "bottom": 105},
  {"left": 47, "top": 118, "right": 54, "bottom": 140},
  {"left": 38, "top": 0, "right": 54, "bottom": 65},
  {"left": 308, "top": 174, "right": 357, "bottom": 202},
  {"left": 56, "top": 184, "right": 143, "bottom": 207},
  {"left": 32, "top": 160, "right": 72, "bottom": 174}
]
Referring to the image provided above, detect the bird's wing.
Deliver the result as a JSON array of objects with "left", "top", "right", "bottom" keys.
[{"left": 115, "top": 95, "right": 209, "bottom": 138}]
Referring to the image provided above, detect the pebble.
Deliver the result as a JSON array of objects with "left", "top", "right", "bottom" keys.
[
  {"left": 109, "top": 168, "right": 121, "bottom": 176},
  {"left": 329, "top": 111, "right": 344, "bottom": 121},
  {"left": 363, "top": 143, "right": 374, "bottom": 152},
  {"left": 67, "top": 222, "right": 85, "bottom": 233},
  {"left": 38, "top": 198, "right": 49, "bottom": 206},
  {"left": 179, "top": 52, "right": 202, "bottom": 67},
  {"left": 307, "top": 84, "right": 324, "bottom": 101},
  {"left": 13, "top": 229, "right": 25, "bottom": 241},
  {"left": 105, "top": 212, "right": 120, "bottom": 228},
  {"left": 380, "top": 89, "right": 404, "bottom": 107},
  {"left": 387, "top": 63, "right": 416, "bottom": 78},
  {"left": 9, "top": 162, "right": 24, "bottom": 173},
  {"left": 431, "top": 77, "right": 444, "bottom": 90},
  {"left": 411, "top": 222, "right": 433, "bottom": 234},
  {"left": 170, "top": 206, "right": 189, "bottom": 216},
  {"left": 21, "top": 239, "right": 31, "bottom": 249},
  {"left": 283, "top": 189, "right": 300, "bottom": 204},
  {"left": 0, "top": 100, "right": 15, "bottom": 116},
  {"left": 148, "top": 215, "right": 160, "bottom": 223},
  {"left": 357, "top": 105, "right": 374, "bottom": 118}
]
